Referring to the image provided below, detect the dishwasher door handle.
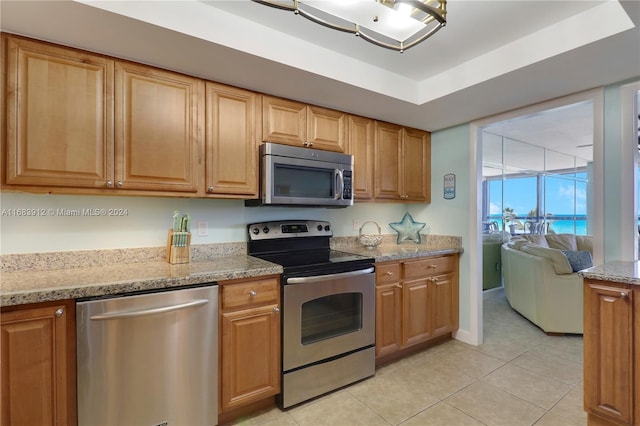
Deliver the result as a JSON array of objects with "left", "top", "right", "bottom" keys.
[
  {"left": 90, "top": 299, "right": 210, "bottom": 320},
  {"left": 287, "top": 267, "right": 374, "bottom": 284}
]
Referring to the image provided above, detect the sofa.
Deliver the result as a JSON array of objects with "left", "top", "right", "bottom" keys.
[{"left": 500, "top": 233, "right": 593, "bottom": 334}]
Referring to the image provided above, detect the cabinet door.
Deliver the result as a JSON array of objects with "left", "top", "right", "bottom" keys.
[
  {"left": 1, "top": 301, "right": 75, "bottom": 426},
  {"left": 205, "top": 82, "right": 259, "bottom": 197},
  {"left": 4, "top": 35, "right": 114, "bottom": 189},
  {"left": 431, "top": 272, "right": 458, "bottom": 337},
  {"left": 402, "top": 278, "right": 432, "bottom": 346},
  {"left": 348, "top": 115, "right": 374, "bottom": 200},
  {"left": 375, "top": 282, "right": 402, "bottom": 358},
  {"left": 584, "top": 282, "right": 634, "bottom": 425},
  {"left": 374, "top": 121, "right": 403, "bottom": 200},
  {"left": 115, "top": 62, "right": 203, "bottom": 192},
  {"left": 262, "top": 96, "right": 306, "bottom": 146},
  {"left": 307, "top": 105, "right": 347, "bottom": 152},
  {"left": 403, "top": 128, "right": 431, "bottom": 202},
  {"left": 220, "top": 304, "right": 280, "bottom": 412}
]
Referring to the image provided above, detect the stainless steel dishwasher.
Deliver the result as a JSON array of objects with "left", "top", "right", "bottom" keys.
[{"left": 76, "top": 284, "right": 218, "bottom": 426}]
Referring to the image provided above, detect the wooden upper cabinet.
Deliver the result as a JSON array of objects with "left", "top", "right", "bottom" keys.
[
  {"left": 3, "top": 35, "right": 114, "bottom": 188},
  {"left": 348, "top": 115, "right": 374, "bottom": 200},
  {"left": 374, "top": 121, "right": 403, "bottom": 200},
  {"left": 374, "top": 121, "right": 430, "bottom": 202},
  {"left": 262, "top": 96, "right": 306, "bottom": 146},
  {"left": 306, "top": 105, "right": 347, "bottom": 152},
  {"left": 403, "top": 128, "right": 431, "bottom": 203},
  {"left": 262, "top": 96, "right": 346, "bottom": 152},
  {"left": 1, "top": 300, "right": 76, "bottom": 426},
  {"left": 205, "top": 82, "right": 259, "bottom": 197},
  {"left": 115, "top": 61, "right": 203, "bottom": 192}
]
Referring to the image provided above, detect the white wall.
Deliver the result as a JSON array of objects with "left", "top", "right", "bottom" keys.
[
  {"left": 426, "top": 124, "right": 473, "bottom": 341},
  {"left": 0, "top": 193, "right": 420, "bottom": 254}
]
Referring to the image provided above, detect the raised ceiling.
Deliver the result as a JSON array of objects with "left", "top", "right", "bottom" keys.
[{"left": 1, "top": 0, "right": 638, "bottom": 133}]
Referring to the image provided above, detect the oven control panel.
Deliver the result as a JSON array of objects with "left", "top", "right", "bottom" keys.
[{"left": 248, "top": 220, "right": 332, "bottom": 240}]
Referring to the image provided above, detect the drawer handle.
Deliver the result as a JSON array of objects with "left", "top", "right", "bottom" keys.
[
  {"left": 396, "top": 284, "right": 402, "bottom": 289},
  {"left": 249, "top": 290, "right": 257, "bottom": 297},
  {"left": 386, "top": 271, "right": 394, "bottom": 276},
  {"left": 428, "top": 265, "right": 437, "bottom": 269}
]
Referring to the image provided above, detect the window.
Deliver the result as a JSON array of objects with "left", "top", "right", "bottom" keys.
[{"left": 483, "top": 132, "right": 591, "bottom": 236}]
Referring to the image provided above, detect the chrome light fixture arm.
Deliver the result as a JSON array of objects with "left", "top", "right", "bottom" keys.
[{"left": 251, "top": 0, "right": 447, "bottom": 53}]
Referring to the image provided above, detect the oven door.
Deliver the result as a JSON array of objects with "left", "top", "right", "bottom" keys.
[{"left": 282, "top": 268, "right": 375, "bottom": 371}]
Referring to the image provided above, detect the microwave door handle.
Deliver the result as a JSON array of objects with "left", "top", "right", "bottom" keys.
[{"left": 335, "top": 169, "right": 344, "bottom": 200}]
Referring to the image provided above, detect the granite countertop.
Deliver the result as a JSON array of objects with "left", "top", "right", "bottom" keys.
[
  {"left": 1, "top": 235, "right": 463, "bottom": 307},
  {"left": 579, "top": 260, "right": 640, "bottom": 285},
  {"left": 1, "top": 255, "right": 282, "bottom": 307},
  {"left": 337, "top": 243, "right": 462, "bottom": 262}
]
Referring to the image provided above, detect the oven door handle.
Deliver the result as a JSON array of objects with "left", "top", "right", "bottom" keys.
[{"left": 287, "top": 267, "right": 374, "bottom": 284}]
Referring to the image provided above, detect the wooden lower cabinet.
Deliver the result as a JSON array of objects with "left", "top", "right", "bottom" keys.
[
  {"left": 583, "top": 279, "right": 639, "bottom": 425},
  {"left": 375, "top": 254, "right": 459, "bottom": 363},
  {"left": 1, "top": 300, "right": 76, "bottom": 426},
  {"left": 219, "top": 276, "right": 281, "bottom": 416}
]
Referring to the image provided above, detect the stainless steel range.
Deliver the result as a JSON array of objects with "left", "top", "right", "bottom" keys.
[{"left": 247, "top": 220, "right": 376, "bottom": 408}]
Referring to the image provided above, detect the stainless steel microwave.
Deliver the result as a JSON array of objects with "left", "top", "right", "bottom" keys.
[{"left": 245, "top": 142, "right": 353, "bottom": 207}]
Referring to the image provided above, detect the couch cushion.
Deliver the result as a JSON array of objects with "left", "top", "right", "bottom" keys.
[
  {"left": 520, "top": 244, "right": 573, "bottom": 274},
  {"left": 575, "top": 235, "right": 593, "bottom": 254},
  {"left": 521, "top": 234, "right": 549, "bottom": 247},
  {"left": 561, "top": 250, "right": 593, "bottom": 272},
  {"left": 507, "top": 238, "right": 530, "bottom": 251},
  {"left": 545, "top": 234, "right": 578, "bottom": 251}
]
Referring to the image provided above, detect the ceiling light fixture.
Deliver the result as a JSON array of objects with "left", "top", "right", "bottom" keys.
[{"left": 252, "top": 0, "right": 447, "bottom": 53}]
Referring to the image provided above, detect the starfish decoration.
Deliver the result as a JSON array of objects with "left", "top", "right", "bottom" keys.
[{"left": 389, "top": 213, "right": 426, "bottom": 244}]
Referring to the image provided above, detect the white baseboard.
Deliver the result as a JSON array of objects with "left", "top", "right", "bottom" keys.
[{"left": 452, "top": 328, "right": 479, "bottom": 346}]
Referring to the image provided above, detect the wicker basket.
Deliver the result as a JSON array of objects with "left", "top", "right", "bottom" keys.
[{"left": 358, "top": 221, "right": 383, "bottom": 248}]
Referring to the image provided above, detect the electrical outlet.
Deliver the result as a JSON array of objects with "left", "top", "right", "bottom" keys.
[
  {"left": 353, "top": 219, "right": 361, "bottom": 231},
  {"left": 197, "top": 221, "right": 209, "bottom": 237}
]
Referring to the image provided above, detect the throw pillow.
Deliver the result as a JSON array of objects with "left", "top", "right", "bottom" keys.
[
  {"left": 520, "top": 244, "right": 573, "bottom": 274},
  {"left": 545, "top": 234, "right": 578, "bottom": 251},
  {"left": 561, "top": 250, "right": 593, "bottom": 272}
]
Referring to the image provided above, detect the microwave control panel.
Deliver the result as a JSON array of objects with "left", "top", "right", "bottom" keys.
[{"left": 342, "top": 170, "right": 352, "bottom": 200}]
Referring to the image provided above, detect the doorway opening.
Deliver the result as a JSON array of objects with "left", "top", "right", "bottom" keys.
[{"left": 469, "top": 89, "right": 604, "bottom": 345}]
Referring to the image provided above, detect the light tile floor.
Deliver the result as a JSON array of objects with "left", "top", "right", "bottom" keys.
[{"left": 226, "top": 288, "right": 586, "bottom": 426}]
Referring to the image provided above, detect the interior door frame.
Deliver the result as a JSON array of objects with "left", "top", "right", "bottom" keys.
[
  {"left": 620, "top": 81, "right": 640, "bottom": 261},
  {"left": 468, "top": 88, "right": 604, "bottom": 345}
]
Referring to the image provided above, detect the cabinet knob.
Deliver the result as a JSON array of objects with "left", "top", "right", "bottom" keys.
[
  {"left": 273, "top": 306, "right": 280, "bottom": 313},
  {"left": 116, "top": 181, "right": 123, "bottom": 188},
  {"left": 208, "top": 186, "right": 214, "bottom": 193},
  {"left": 106, "top": 180, "right": 113, "bottom": 188},
  {"left": 396, "top": 284, "right": 402, "bottom": 289},
  {"left": 55, "top": 308, "right": 64, "bottom": 317},
  {"left": 249, "top": 290, "right": 257, "bottom": 297},
  {"left": 386, "top": 271, "right": 394, "bottom": 276},
  {"left": 428, "top": 265, "right": 437, "bottom": 269},
  {"left": 432, "top": 277, "right": 440, "bottom": 282},
  {"left": 620, "top": 292, "right": 628, "bottom": 299}
]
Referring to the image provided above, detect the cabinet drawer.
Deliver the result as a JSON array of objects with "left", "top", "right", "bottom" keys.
[
  {"left": 376, "top": 262, "right": 401, "bottom": 285},
  {"left": 222, "top": 278, "right": 278, "bottom": 310},
  {"left": 403, "top": 256, "right": 455, "bottom": 279}
]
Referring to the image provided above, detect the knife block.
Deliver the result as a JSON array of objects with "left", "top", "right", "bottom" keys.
[{"left": 166, "top": 229, "right": 191, "bottom": 264}]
